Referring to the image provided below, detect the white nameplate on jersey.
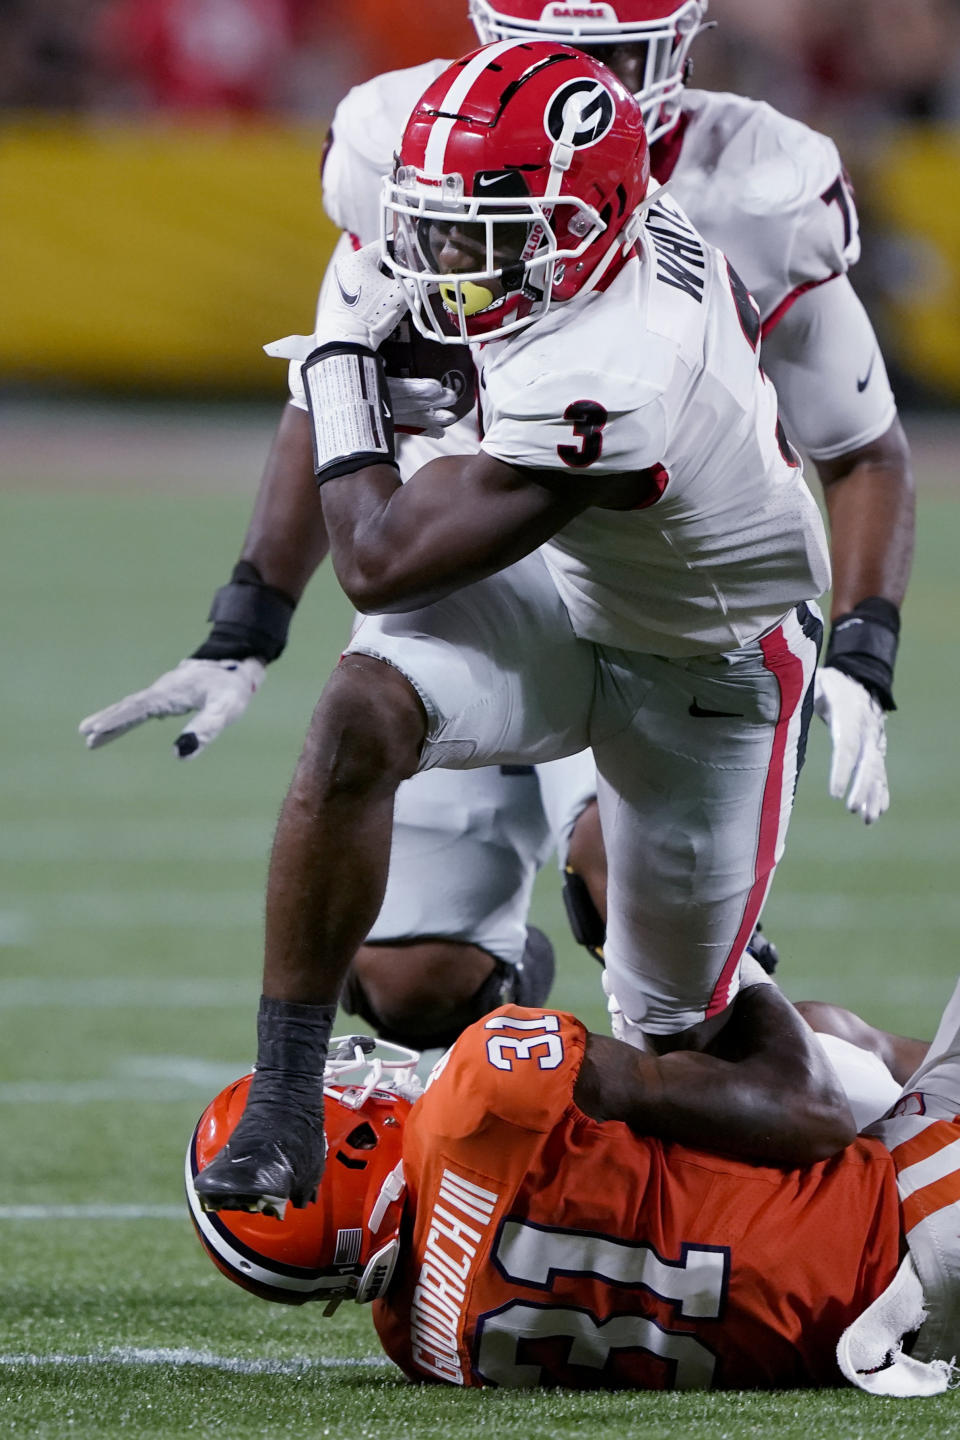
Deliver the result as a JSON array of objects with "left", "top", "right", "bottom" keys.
[
  {"left": 645, "top": 199, "right": 707, "bottom": 304},
  {"left": 301, "top": 343, "right": 395, "bottom": 482}
]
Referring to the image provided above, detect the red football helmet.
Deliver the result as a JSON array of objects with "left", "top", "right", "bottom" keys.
[
  {"left": 380, "top": 40, "right": 651, "bottom": 343},
  {"left": 185, "top": 1038, "right": 418, "bottom": 1307},
  {"left": 469, "top": 1, "right": 709, "bottom": 144}
]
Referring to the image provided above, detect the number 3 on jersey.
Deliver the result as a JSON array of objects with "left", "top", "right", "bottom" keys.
[
  {"left": 485, "top": 1013, "right": 564, "bottom": 1071},
  {"left": 557, "top": 400, "right": 608, "bottom": 468}
]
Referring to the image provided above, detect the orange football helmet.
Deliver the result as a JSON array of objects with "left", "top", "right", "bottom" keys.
[{"left": 185, "top": 1037, "right": 419, "bottom": 1307}]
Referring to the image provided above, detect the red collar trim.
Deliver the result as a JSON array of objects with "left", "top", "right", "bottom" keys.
[
  {"left": 650, "top": 112, "right": 690, "bottom": 187},
  {"left": 594, "top": 242, "right": 636, "bottom": 294}
]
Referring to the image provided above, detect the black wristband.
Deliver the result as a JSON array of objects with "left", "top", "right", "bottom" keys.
[
  {"left": 824, "top": 596, "right": 900, "bottom": 712},
  {"left": 192, "top": 560, "right": 296, "bottom": 664}
]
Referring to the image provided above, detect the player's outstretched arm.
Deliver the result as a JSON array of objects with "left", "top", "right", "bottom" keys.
[
  {"left": 575, "top": 969, "right": 857, "bottom": 1167},
  {"left": 762, "top": 277, "right": 914, "bottom": 824},
  {"left": 79, "top": 401, "right": 326, "bottom": 759}
]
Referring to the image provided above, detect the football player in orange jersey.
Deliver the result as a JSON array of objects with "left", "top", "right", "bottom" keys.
[{"left": 187, "top": 970, "right": 957, "bottom": 1396}]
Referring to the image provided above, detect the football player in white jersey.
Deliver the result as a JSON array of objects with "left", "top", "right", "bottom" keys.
[
  {"left": 187, "top": 40, "right": 837, "bottom": 1214},
  {"left": 80, "top": 1, "right": 914, "bottom": 1058}
]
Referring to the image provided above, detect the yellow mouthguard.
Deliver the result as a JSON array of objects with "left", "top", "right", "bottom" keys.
[{"left": 439, "top": 281, "right": 495, "bottom": 316}]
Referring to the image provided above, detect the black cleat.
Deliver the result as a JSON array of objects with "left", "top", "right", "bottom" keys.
[
  {"left": 746, "top": 921, "right": 779, "bottom": 976},
  {"left": 508, "top": 926, "right": 556, "bottom": 1008},
  {"left": 193, "top": 1113, "right": 326, "bottom": 1219}
]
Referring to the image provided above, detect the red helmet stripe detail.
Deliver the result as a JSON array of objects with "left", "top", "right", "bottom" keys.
[{"left": 423, "top": 38, "right": 532, "bottom": 175}]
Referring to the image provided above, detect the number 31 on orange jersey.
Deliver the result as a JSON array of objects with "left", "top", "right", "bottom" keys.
[{"left": 484, "top": 1013, "right": 564, "bottom": 1071}]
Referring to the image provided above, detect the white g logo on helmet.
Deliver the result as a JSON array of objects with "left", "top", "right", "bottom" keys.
[{"left": 544, "top": 78, "right": 616, "bottom": 148}]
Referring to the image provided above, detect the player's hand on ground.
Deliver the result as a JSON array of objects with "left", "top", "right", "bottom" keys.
[
  {"left": 387, "top": 376, "right": 459, "bottom": 438},
  {"left": 79, "top": 657, "right": 265, "bottom": 760},
  {"left": 813, "top": 666, "right": 889, "bottom": 824}
]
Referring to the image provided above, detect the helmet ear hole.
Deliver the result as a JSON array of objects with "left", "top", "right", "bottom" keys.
[{"left": 345, "top": 1122, "right": 378, "bottom": 1150}]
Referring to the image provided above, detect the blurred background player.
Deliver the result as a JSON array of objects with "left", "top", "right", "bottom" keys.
[
  {"left": 80, "top": 1, "right": 914, "bottom": 1054},
  {"left": 186, "top": 970, "right": 954, "bottom": 1395}
]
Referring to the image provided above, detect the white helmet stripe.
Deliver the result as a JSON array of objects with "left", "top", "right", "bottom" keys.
[{"left": 423, "top": 38, "right": 531, "bottom": 176}]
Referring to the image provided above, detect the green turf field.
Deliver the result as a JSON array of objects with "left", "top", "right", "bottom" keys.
[{"left": 1, "top": 411, "right": 958, "bottom": 1437}]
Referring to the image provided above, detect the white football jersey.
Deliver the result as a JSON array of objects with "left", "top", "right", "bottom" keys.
[
  {"left": 322, "top": 71, "right": 855, "bottom": 314},
  {"left": 322, "top": 59, "right": 450, "bottom": 247},
  {"left": 665, "top": 89, "right": 859, "bottom": 325},
  {"left": 479, "top": 195, "right": 830, "bottom": 656},
  {"left": 319, "top": 68, "right": 891, "bottom": 468}
]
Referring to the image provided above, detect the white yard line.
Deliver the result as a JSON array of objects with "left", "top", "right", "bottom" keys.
[
  {"left": 0, "top": 892, "right": 262, "bottom": 930},
  {"left": 0, "top": 1347, "right": 392, "bottom": 1373},
  {"left": 0, "top": 1080, "right": 220, "bottom": 1103},
  {"left": 0, "top": 819, "right": 270, "bottom": 862},
  {"left": 0, "top": 978, "right": 253, "bottom": 1008},
  {"left": 4, "top": 815, "right": 959, "bottom": 862},
  {"left": 768, "top": 894, "right": 960, "bottom": 929},
  {"left": 0, "top": 1053, "right": 247, "bottom": 1104},
  {"left": 0, "top": 1205, "right": 184, "bottom": 1220}
]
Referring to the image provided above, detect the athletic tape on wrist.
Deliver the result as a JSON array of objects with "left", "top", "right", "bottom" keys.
[
  {"left": 193, "top": 561, "right": 295, "bottom": 663},
  {"left": 301, "top": 341, "right": 397, "bottom": 484},
  {"left": 825, "top": 597, "right": 900, "bottom": 711}
]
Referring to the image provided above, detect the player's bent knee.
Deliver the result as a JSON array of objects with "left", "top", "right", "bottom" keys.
[
  {"left": 301, "top": 656, "right": 427, "bottom": 793},
  {"left": 341, "top": 941, "right": 507, "bottom": 1050}
]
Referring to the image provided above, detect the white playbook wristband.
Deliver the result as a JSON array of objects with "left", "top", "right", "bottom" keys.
[{"left": 301, "top": 341, "right": 397, "bottom": 484}]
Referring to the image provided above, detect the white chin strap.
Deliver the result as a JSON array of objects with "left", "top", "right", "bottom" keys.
[
  {"left": 368, "top": 1160, "right": 406, "bottom": 1236},
  {"left": 572, "top": 177, "right": 667, "bottom": 305},
  {"left": 356, "top": 1237, "right": 401, "bottom": 1303}
]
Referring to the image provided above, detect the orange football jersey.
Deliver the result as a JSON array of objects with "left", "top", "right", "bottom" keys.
[{"left": 373, "top": 1006, "right": 903, "bottom": 1389}]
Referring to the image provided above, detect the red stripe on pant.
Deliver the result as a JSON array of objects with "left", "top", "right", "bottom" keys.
[{"left": 705, "top": 622, "right": 806, "bottom": 1018}]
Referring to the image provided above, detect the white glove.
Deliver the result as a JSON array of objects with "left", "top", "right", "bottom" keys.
[
  {"left": 315, "top": 240, "right": 409, "bottom": 351},
  {"left": 813, "top": 667, "right": 889, "bottom": 824},
  {"left": 79, "top": 657, "right": 265, "bottom": 760},
  {"left": 387, "top": 376, "right": 459, "bottom": 438}
]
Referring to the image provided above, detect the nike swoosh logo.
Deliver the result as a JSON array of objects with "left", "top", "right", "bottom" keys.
[
  {"left": 688, "top": 699, "right": 744, "bottom": 719},
  {"left": 336, "top": 270, "right": 361, "bottom": 307},
  {"left": 476, "top": 174, "right": 505, "bottom": 188},
  {"left": 856, "top": 355, "right": 875, "bottom": 392}
]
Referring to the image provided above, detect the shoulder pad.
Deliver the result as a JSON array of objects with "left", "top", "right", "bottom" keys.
[
  {"left": 413, "top": 1008, "right": 586, "bottom": 1144},
  {"left": 675, "top": 91, "right": 861, "bottom": 319},
  {"left": 322, "top": 60, "right": 450, "bottom": 239}
]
